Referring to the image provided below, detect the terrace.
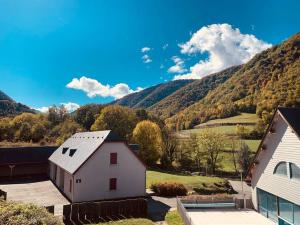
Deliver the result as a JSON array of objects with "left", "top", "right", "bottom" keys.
[{"left": 177, "top": 195, "right": 275, "bottom": 225}]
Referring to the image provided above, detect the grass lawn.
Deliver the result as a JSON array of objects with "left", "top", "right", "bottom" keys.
[
  {"left": 175, "top": 114, "right": 261, "bottom": 174},
  {"left": 244, "top": 139, "right": 261, "bottom": 152},
  {"left": 180, "top": 125, "right": 239, "bottom": 136},
  {"left": 179, "top": 125, "right": 256, "bottom": 139},
  {"left": 147, "top": 169, "right": 224, "bottom": 191},
  {"left": 194, "top": 113, "right": 259, "bottom": 128},
  {"left": 93, "top": 218, "right": 154, "bottom": 225},
  {"left": 165, "top": 211, "right": 184, "bottom": 225}
]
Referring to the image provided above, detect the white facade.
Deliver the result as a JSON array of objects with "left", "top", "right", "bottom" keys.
[
  {"left": 73, "top": 142, "right": 146, "bottom": 202},
  {"left": 251, "top": 113, "right": 300, "bottom": 209},
  {"left": 49, "top": 131, "right": 146, "bottom": 203}
]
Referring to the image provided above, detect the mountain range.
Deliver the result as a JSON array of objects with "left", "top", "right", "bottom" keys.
[
  {"left": 114, "top": 32, "right": 300, "bottom": 130},
  {"left": 1, "top": 32, "right": 300, "bottom": 130},
  {"left": 0, "top": 90, "right": 34, "bottom": 117}
]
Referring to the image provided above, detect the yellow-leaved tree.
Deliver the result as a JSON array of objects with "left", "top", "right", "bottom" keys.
[
  {"left": 132, "top": 120, "right": 162, "bottom": 166},
  {"left": 91, "top": 105, "right": 137, "bottom": 140}
]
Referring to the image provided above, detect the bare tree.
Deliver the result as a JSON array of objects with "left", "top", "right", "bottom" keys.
[
  {"left": 230, "top": 138, "right": 238, "bottom": 173},
  {"left": 189, "top": 133, "right": 203, "bottom": 171},
  {"left": 161, "top": 133, "right": 178, "bottom": 168},
  {"left": 238, "top": 141, "right": 251, "bottom": 173}
]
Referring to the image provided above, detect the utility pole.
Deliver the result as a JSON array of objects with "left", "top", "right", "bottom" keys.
[{"left": 240, "top": 169, "right": 246, "bottom": 209}]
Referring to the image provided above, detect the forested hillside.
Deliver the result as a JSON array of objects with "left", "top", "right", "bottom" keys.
[
  {"left": 166, "top": 32, "right": 300, "bottom": 130},
  {"left": 113, "top": 79, "right": 193, "bottom": 108},
  {"left": 0, "top": 90, "right": 35, "bottom": 117},
  {"left": 149, "top": 65, "right": 241, "bottom": 119}
]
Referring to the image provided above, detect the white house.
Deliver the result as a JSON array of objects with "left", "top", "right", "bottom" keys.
[
  {"left": 247, "top": 107, "right": 300, "bottom": 225},
  {"left": 48, "top": 130, "right": 146, "bottom": 203}
]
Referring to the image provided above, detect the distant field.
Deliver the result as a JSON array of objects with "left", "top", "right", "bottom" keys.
[
  {"left": 194, "top": 113, "right": 259, "bottom": 128},
  {"left": 179, "top": 125, "right": 254, "bottom": 137},
  {"left": 147, "top": 169, "right": 224, "bottom": 191},
  {"left": 244, "top": 139, "right": 261, "bottom": 152},
  {"left": 175, "top": 113, "right": 262, "bottom": 173}
]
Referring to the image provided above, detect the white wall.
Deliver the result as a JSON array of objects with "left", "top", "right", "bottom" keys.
[
  {"left": 73, "top": 142, "right": 146, "bottom": 202},
  {"left": 55, "top": 165, "right": 61, "bottom": 187},
  {"left": 50, "top": 162, "right": 74, "bottom": 201},
  {"left": 251, "top": 114, "right": 300, "bottom": 209},
  {"left": 49, "top": 162, "right": 55, "bottom": 180},
  {"left": 63, "top": 171, "right": 73, "bottom": 201}
]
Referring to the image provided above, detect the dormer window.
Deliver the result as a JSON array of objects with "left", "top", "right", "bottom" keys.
[
  {"left": 62, "top": 147, "right": 69, "bottom": 154},
  {"left": 69, "top": 149, "right": 77, "bottom": 157},
  {"left": 274, "top": 162, "right": 288, "bottom": 176},
  {"left": 290, "top": 163, "right": 300, "bottom": 180}
]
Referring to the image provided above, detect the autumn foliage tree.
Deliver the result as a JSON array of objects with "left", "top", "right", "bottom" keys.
[
  {"left": 74, "top": 104, "right": 103, "bottom": 130},
  {"left": 91, "top": 105, "right": 137, "bottom": 139},
  {"left": 198, "top": 129, "right": 224, "bottom": 174},
  {"left": 132, "top": 120, "right": 163, "bottom": 165}
]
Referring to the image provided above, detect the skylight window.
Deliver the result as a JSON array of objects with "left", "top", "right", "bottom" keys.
[
  {"left": 62, "top": 147, "right": 69, "bottom": 154},
  {"left": 69, "top": 149, "right": 77, "bottom": 157}
]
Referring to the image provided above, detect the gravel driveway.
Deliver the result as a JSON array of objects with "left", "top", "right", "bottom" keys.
[{"left": 0, "top": 179, "right": 69, "bottom": 215}]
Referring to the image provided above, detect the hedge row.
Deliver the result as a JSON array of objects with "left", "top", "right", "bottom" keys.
[{"left": 150, "top": 182, "right": 187, "bottom": 196}]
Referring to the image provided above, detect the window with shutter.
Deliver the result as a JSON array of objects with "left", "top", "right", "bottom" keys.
[
  {"left": 110, "top": 153, "right": 117, "bottom": 165},
  {"left": 109, "top": 178, "right": 117, "bottom": 190}
]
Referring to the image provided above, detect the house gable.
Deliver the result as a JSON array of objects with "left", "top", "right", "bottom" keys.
[
  {"left": 48, "top": 131, "right": 120, "bottom": 174},
  {"left": 250, "top": 112, "right": 300, "bottom": 207},
  {"left": 73, "top": 142, "right": 146, "bottom": 202}
]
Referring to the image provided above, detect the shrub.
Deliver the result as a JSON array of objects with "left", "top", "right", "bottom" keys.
[
  {"left": 193, "top": 181, "right": 237, "bottom": 195},
  {"left": 0, "top": 201, "right": 61, "bottom": 225},
  {"left": 150, "top": 182, "right": 187, "bottom": 196}
]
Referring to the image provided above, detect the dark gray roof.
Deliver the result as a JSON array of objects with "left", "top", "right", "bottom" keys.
[
  {"left": 129, "top": 144, "right": 140, "bottom": 153},
  {"left": 278, "top": 107, "right": 300, "bottom": 137},
  {"left": 0, "top": 146, "right": 57, "bottom": 165},
  {"left": 49, "top": 130, "right": 122, "bottom": 174}
]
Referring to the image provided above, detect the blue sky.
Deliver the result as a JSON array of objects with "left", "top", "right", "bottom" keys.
[{"left": 0, "top": 0, "right": 300, "bottom": 111}]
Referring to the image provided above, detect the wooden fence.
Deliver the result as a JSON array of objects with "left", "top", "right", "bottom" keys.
[
  {"left": 63, "top": 198, "right": 147, "bottom": 225},
  {"left": 176, "top": 197, "right": 195, "bottom": 225},
  {"left": 177, "top": 196, "right": 236, "bottom": 225}
]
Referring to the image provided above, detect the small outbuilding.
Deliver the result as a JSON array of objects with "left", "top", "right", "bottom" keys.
[
  {"left": 247, "top": 107, "right": 300, "bottom": 225},
  {"left": 49, "top": 130, "right": 146, "bottom": 203},
  {"left": 0, "top": 146, "right": 57, "bottom": 179}
]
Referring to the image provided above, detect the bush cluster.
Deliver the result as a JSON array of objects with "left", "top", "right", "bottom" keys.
[
  {"left": 150, "top": 182, "right": 187, "bottom": 197},
  {"left": 193, "top": 181, "right": 237, "bottom": 195},
  {"left": 0, "top": 201, "right": 61, "bottom": 225}
]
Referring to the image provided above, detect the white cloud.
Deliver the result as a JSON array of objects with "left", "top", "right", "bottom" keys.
[
  {"left": 66, "top": 76, "right": 143, "bottom": 99},
  {"left": 61, "top": 102, "right": 80, "bottom": 112},
  {"left": 141, "top": 47, "right": 153, "bottom": 63},
  {"left": 35, "top": 106, "right": 49, "bottom": 113},
  {"left": 142, "top": 54, "right": 152, "bottom": 63},
  {"left": 141, "top": 47, "right": 151, "bottom": 53},
  {"left": 35, "top": 102, "right": 80, "bottom": 113},
  {"left": 162, "top": 44, "right": 168, "bottom": 50},
  {"left": 174, "top": 23, "right": 271, "bottom": 80},
  {"left": 168, "top": 56, "right": 187, "bottom": 74}
]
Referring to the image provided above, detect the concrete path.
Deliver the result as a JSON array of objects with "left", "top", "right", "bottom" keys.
[
  {"left": 151, "top": 196, "right": 177, "bottom": 209},
  {"left": 187, "top": 208, "right": 276, "bottom": 225},
  {"left": 228, "top": 180, "right": 252, "bottom": 198},
  {"left": 0, "top": 179, "right": 69, "bottom": 215}
]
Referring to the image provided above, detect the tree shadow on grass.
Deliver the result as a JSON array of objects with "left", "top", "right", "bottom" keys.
[{"left": 147, "top": 197, "right": 171, "bottom": 222}]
